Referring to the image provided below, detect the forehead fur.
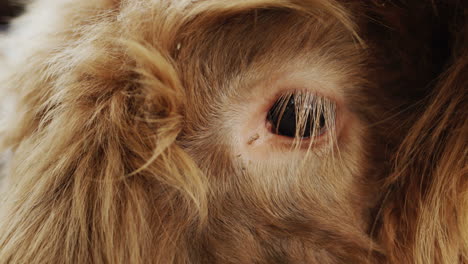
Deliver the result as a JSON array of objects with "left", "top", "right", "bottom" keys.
[
  {"left": 112, "top": 0, "right": 361, "bottom": 80},
  {"left": 114, "top": 0, "right": 363, "bottom": 128}
]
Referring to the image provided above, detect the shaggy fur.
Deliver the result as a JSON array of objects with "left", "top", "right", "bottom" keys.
[{"left": 0, "top": 0, "right": 466, "bottom": 263}]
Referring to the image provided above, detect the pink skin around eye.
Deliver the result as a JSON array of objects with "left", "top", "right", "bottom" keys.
[{"left": 229, "top": 71, "right": 350, "bottom": 162}]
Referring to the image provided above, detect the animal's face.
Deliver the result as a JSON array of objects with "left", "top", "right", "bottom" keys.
[
  {"left": 173, "top": 9, "right": 379, "bottom": 261},
  {"left": 0, "top": 1, "right": 399, "bottom": 262},
  {"left": 0, "top": 0, "right": 466, "bottom": 263}
]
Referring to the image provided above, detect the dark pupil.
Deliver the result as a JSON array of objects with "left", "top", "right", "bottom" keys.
[{"left": 267, "top": 96, "right": 325, "bottom": 138}]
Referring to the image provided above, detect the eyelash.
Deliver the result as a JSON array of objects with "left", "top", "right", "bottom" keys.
[{"left": 266, "top": 91, "right": 336, "bottom": 144}]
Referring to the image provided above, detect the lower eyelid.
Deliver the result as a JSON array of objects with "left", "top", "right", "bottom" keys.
[
  {"left": 228, "top": 74, "right": 346, "bottom": 160},
  {"left": 266, "top": 122, "right": 331, "bottom": 150},
  {"left": 232, "top": 101, "right": 338, "bottom": 162}
]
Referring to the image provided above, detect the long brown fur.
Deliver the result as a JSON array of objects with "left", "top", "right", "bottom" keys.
[{"left": 0, "top": 0, "right": 466, "bottom": 263}]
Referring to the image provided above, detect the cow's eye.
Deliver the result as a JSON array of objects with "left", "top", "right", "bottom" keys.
[{"left": 267, "top": 94, "right": 326, "bottom": 139}]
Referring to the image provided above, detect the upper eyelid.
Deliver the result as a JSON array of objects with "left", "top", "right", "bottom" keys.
[{"left": 264, "top": 91, "right": 338, "bottom": 153}]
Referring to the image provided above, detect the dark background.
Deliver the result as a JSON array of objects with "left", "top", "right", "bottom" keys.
[{"left": 0, "top": 0, "right": 24, "bottom": 30}]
